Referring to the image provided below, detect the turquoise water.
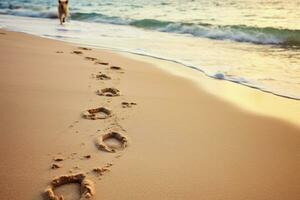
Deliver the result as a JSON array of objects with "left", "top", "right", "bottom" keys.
[{"left": 1, "top": 0, "right": 300, "bottom": 99}]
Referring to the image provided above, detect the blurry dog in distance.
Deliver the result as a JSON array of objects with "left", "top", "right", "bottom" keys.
[{"left": 58, "top": 0, "right": 69, "bottom": 25}]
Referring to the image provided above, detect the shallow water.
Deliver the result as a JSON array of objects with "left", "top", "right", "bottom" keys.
[{"left": 0, "top": 0, "right": 300, "bottom": 99}]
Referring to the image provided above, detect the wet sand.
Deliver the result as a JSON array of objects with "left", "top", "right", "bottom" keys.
[{"left": 0, "top": 29, "right": 299, "bottom": 200}]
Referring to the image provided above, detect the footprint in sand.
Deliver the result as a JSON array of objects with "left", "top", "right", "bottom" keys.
[
  {"left": 95, "top": 61, "right": 109, "bottom": 65},
  {"left": 96, "top": 73, "right": 111, "bottom": 80},
  {"left": 45, "top": 173, "right": 95, "bottom": 200},
  {"left": 121, "top": 102, "right": 137, "bottom": 108},
  {"left": 51, "top": 163, "right": 62, "bottom": 169},
  {"left": 53, "top": 157, "right": 64, "bottom": 162},
  {"left": 82, "top": 107, "right": 112, "bottom": 120},
  {"left": 85, "top": 56, "right": 98, "bottom": 61},
  {"left": 96, "top": 131, "right": 128, "bottom": 153},
  {"left": 97, "top": 88, "right": 120, "bottom": 97},
  {"left": 72, "top": 50, "right": 83, "bottom": 55},
  {"left": 110, "top": 66, "right": 124, "bottom": 73},
  {"left": 56, "top": 51, "right": 63, "bottom": 54},
  {"left": 110, "top": 66, "right": 122, "bottom": 70},
  {"left": 83, "top": 155, "right": 91, "bottom": 159},
  {"left": 78, "top": 47, "right": 92, "bottom": 51}
]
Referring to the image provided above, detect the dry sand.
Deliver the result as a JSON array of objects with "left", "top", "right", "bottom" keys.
[{"left": 0, "top": 29, "right": 299, "bottom": 200}]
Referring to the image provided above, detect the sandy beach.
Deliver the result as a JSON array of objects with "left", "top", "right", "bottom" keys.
[{"left": 0, "top": 29, "right": 299, "bottom": 200}]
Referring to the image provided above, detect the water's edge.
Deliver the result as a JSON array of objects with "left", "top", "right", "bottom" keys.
[{"left": 2, "top": 26, "right": 300, "bottom": 101}]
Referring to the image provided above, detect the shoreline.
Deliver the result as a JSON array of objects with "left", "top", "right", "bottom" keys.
[
  {"left": 124, "top": 49, "right": 300, "bottom": 128},
  {"left": 2, "top": 26, "right": 299, "bottom": 127},
  {"left": 1, "top": 14, "right": 300, "bottom": 102},
  {"left": 1, "top": 22, "right": 299, "bottom": 127},
  {"left": 0, "top": 29, "right": 299, "bottom": 200}
]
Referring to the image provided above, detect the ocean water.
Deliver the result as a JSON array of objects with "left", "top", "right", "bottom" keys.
[{"left": 1, "top": 0, "right": 300, "bottom": 99}]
